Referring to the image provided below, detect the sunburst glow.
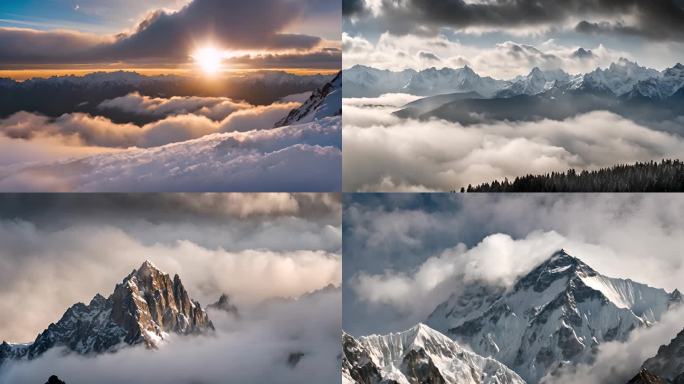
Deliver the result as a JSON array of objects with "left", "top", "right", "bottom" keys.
[{"left": 193, "top": 47, "right": 223, "bottom": 75}]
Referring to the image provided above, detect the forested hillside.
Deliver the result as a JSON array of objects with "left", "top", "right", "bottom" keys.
[{"left": 465, "top": 160, "right": 684, "bottom": 192}]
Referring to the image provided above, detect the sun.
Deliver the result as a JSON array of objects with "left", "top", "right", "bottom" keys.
[{"left": 193, "top": 47, "right": 223, "bottom": 75}]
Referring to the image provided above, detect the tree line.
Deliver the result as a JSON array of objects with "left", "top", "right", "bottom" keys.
[{"left": 464, "top": 159, "right": 684, "bottom": 192}]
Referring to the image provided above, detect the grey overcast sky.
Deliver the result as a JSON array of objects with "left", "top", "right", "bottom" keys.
[
  {"left": 342, "top": 0, "right": 684, "bottom": 77},
  {"left": 343, "top": 194, "right": 684, "bottom": 336}
]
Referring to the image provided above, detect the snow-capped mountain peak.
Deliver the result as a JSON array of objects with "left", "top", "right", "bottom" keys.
[
  {"left": 426, "top": 250, "right": 682, "bottom": 383},
  {"left": 343, "top": 324, "right": 526, "bottom": 384},
  {"left": 0, "top": 261, "right": 214, "bottom": 366},
  {"left": 275, "top": 71, "right": 341, "bottom": 127},
  {"left": 627, "top": 63, "right": 684, "bottom": 99},
  {"left": 404, "top": 66, "right": 509, "bottom": 97},
  {"left": 497, "top": 68, "right": 573, "bottom": 97},
  {"left": 570, "top": 59, "right": 660, "bottom": 96}
]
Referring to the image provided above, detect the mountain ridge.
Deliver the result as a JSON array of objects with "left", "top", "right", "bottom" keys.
[
  {"left": 275, "top": 71, "right": 341, "bottom": 127},
  {"left": 425, "top": 250, "right": 682, "bottom": 383},
  {"left": 343, "top": 323, "right": 526, "bottom": 384},
  {"left": 344, "top": 60, "right": 684, "bottom": 102},
  {"left": 0, "top": 261, "right": 213, "bottom": 366}
]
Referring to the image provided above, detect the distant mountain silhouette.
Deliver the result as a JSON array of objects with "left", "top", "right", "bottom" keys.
[{"left": 0, "top": 71, "right": 330, "bottom": 124}]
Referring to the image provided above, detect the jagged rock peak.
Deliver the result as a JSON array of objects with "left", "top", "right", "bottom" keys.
[
  {"left": 627, "top": 369, "right": 667, "bottom": 384},
  {"left": 513, "top": 249, "right": 593, "bottom": 292},
  {"left": 209, "top": 294, "right": 239, "bottom": 316},
  {"left": 0, "top": 261, "right": 213, "bottom": 366},
  {"left": 111, "top": 260, "right": 214, "bottom": 347},
  {"left": 45, "top": 376, "right": 66, "bottom": 384}
]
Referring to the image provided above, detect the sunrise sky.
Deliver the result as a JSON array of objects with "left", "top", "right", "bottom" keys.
[{"left": 0, "top": 0, "right": 341, "bottom": 78}]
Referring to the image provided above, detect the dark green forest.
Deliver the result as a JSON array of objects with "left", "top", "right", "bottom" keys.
[{"left": 465, "top": 159, "right": 684, "bottom": 192}]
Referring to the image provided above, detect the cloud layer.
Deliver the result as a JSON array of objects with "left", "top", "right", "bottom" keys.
[
  {"left": 0, "top": 193, "right": 342, "bottom": 384},
  {"left": 0, "top": 192, "right": 342, "bottom": 383},
  {"left": 1, "top": 287, "right": 341, "bottom": 384},
  {"left": 0, "top": 116, "right": 341, "bottom": 191},
  {"left": 344, "top": 0, "right": 684, "bottom": 42},
  {"left": 343, "top": 95, "right": 684, "bottom": 192},
  {"left": 343, "top": 33, "right": 626, "bottom": 78},
  {"left": 0, "top": 95, "right": 300, "bottom": 149},
  {"left": 343, "top": 194, "right": 684, "bottom": 336}
]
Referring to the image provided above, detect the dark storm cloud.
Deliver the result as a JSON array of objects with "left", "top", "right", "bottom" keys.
[
  {"left": 0, "top": 0, "right": 329, "bottom": 65},
  {"left": 230, "top": 48, "right": 341, "bottom": 69},
  {"left": 346, "top": 0, "right": 684, "bottom": 41},
  {"left": 0, "top": 28, "right": 109, "bottom": 64},
  {"left": 98, "top": 0, "right": 321, "bottom": 60},
  {"left": 343, "top": 0, "right": 367, "bottom": 16}
]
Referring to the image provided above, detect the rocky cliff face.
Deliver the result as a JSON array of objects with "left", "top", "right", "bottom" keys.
[
  {"left": 1, "top": 261, "right": 213, "bottom": 365},
  {"left": 627, "top": 369, "right": 668, "bottom": 384},
  {"left": 642, "top": 327, "right": 684, "bottom": 382}
]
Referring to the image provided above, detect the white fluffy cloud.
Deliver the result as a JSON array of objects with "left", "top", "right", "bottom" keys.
[
  {"left": 343, "top": 96, "right": 684, "bottom": 191},
  {"left": 353, "top": 231, "right": 567, "bottom": 316},
  {"left": 0, "top": 221, "right": 340, "bottom": 342},
  {"left": 0, "top": 192, "right": 341, "bottom": 383},
  {"left": 343, "top": 32, "right": 628, "bottom": 78},
  {"left": 0, "top": 97, "right": 301, "bottom": 149},
  {"left": 98, "top": 92, "right": 253, "bottom": 121},
  {"left": 1, "top": 287, "right": 341, "bottom": 384},
  {"left": 0, "top": 116, "right": 341, "bottom": 191},
  {"left": 343, "top": 194, "right": 684, "bottom": 336}
]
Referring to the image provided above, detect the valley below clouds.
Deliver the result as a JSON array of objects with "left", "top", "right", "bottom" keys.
[{"left": 343, "top": 94, "right": 684, "bottom": 192}]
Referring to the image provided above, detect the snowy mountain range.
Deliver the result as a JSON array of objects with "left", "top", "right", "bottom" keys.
[
  {"left": 344, "top": 250, "right": 683, "bottom": 384},
  {"left": 343, "top": 59, "right": 684, "bottom": 101},
  {"left": 342, "top": 324, "right": 525, "bottom": 384},
  {"left": 426, "top": 250, "right": 682, "bottom": 383},
  {"left": 0, "top": 261, "right": 213, "bottom": 366}
]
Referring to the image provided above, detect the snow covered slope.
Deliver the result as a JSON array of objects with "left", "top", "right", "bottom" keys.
[
  {"left": 275, "top": 71, "right": 341, "bottom": 127},
  {"left": 342, "top": 324, "right": 526, "bottom": 384},
  {"left": 0, "top": 116, "right": 341, "bottom": 192},
  {"left": 0, "top": 261, "right": 213, "bottom": 366},
  {"left": 426, "top": 250, "right": 682, "bottom": 383}
]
